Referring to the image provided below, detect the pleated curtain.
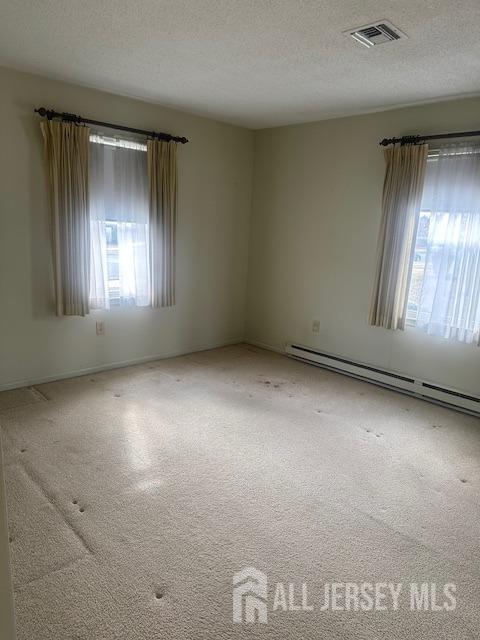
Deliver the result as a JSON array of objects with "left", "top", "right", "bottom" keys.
[
  {"left": 147, "top": 139, "right": 178, "bottom": 307},
  {"left": 40, "top": 121, "right": 91, "bottom": 316},
  {"left": 369, "top": 143, "right": 428, "bottom": 330}
]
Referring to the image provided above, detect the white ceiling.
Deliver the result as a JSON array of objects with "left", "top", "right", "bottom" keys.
[{"left": 1, "top": 1, "right": 479, "bottom": 129}]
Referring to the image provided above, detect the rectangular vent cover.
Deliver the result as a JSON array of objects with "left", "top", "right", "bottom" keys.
[{"left": 348, "top": 20, "right": 406, "bottom": 48}]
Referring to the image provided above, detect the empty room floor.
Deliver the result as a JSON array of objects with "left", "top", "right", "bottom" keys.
[{"left": 1, "top": 344, "right": 479, "bottom": 639}]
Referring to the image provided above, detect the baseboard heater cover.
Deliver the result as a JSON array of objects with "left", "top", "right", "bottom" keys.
[{"left": 285, "top": 343, "right": 480, "bottom": 416}]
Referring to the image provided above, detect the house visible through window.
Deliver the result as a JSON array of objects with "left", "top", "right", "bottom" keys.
[
  {"left": 406, "top": 143, "right": 480, "bottom": 343},
  {"left": 89, "top": 134, "right": 150, "bottom": 309}
]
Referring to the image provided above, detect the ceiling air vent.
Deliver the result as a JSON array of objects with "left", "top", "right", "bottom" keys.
[{"left": 348, "top": 21, "right": 406, "bottom": 48}]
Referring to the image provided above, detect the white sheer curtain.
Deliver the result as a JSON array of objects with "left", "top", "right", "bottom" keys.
[
  {"left": 416, "top": 143, "right": 480, "bottom": 344},
  {"left": 89, "top": 135, "right": 150, "bottom": 309}
]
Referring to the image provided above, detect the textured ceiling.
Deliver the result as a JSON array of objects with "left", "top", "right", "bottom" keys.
[{"left": 1, "top": 1, "right": 479, "bottom": 128}]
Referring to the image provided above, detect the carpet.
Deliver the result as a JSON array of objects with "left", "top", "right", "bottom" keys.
[{"left": 1, "top": 344, "right": 479, "bottom": 639}]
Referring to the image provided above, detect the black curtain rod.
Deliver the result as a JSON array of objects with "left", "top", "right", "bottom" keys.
[
  {"left": 34, "top": 107, "right": 188, "bottom": 144},
  {"left": 379, "top": 129, "right": 480, "bottom": 147}
]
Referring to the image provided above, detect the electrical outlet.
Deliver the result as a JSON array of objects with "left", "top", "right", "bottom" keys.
[
  {"left": 312, "top": 319, "right": 320, "bottom": 334},
  {"left": 96, "top": 321, "right": 105, "bottom": 336}
]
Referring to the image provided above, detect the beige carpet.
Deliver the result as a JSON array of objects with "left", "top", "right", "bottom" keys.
[{"left": 1, "top": 344, "right": 479, "bottom": 639}]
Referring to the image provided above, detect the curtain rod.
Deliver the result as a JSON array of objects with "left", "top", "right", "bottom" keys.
[
  {"left": 379, "top": 129, "right": 480, "bottom": 147},
  {"left": 34, "top": 107, "right": 189, "bottom": 144}
]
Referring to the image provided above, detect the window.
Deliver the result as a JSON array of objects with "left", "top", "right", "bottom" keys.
[
  {"left": 89, "top": 135, "right": 150, "bottom": 309},
  {"left": 406, "top": 143, "right": 480, "bottom": 343}
]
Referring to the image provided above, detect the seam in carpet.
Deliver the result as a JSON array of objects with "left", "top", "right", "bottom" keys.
[
  {"left": 4, "top": 431, "right": 95, "bottom": 556},
  {"left": 30, "top": 386, "right": 50, "bottom": 402},
  {"left": 351, "top": 504, "right": 480, "bottom": 581},
  {"left": 14, "top": 554, "right": 89, "bottom": 592},
  {"left": 17, "top": 461, "right": 94, "bottom": 555}
]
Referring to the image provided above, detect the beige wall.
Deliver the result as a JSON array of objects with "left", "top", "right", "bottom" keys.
[
  {"left": 1, "top": 68, "right": 479, "bottom": 396},
  {"left": 247, "top": 97, "right": 480, "bottom": 396},
  {"left": 2, "top": 66, "right": 479, "bottom": 396},
  {"left": 0, "top": 67, "right": 254, "bottom": 389}
]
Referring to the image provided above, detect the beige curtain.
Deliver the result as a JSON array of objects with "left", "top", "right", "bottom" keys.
[
  {"left": 147, "top": 139, "right": 178, "bottom": 307},
  {"left": 40, "top": 121, "right": 90, "bottom": 316},
  {"left": 369, "top": 143, "right": 428, "bottom": 330}
]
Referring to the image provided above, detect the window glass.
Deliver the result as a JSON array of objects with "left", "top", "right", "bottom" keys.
[
  {"left": 89, "top": 135, "right": 150, "bottom": 309},
  {"left": 406, "top": 144, "right": 480, "bottom": 343}
]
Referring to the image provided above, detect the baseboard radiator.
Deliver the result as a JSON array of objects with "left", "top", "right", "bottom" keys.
[{"left": 285, "top": 343, "right": 480, "bottom": 416}]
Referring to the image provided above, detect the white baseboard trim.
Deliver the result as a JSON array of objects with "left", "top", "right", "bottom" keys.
[{"left": 0, "top": 337, "right": 244, "bottom": 392}]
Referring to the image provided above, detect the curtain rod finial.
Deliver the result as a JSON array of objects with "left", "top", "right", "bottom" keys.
[{"left": 34, "top": 107, "right": 56, "bottom": 120}]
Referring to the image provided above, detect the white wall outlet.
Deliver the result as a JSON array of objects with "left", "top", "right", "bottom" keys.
[
  {"left": 96, "top": 321, "right": 105, "bottom": 336},
  {"left": 312, "top": 319, "right": 320, "bottom": 334}
]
